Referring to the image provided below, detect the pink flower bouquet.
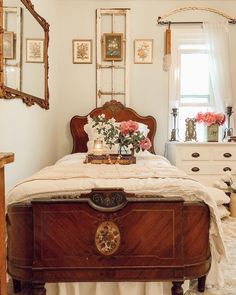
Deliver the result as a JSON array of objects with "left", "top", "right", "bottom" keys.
[
  {"left": 119, "top": 120, "right": 139, "bottom": 135},
  {"left": 195, "top": 112, "right": 226, "bottom": 126},
  {"left": 119, "top": 120, "right": 152, "bottom": 153},
  {"left": 92, "top": 115, "right": 152, "bottom": 154}
]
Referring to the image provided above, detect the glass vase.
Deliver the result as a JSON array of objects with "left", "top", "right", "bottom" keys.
[
  {"left": 119, "top": 145, "right": 128, "bottom": 155},
  {"left": 118, "top": 145, "right": 134, "bottom": 156},
  {"left": 207, "top": 124, "right": 219, "bottom": 142}
]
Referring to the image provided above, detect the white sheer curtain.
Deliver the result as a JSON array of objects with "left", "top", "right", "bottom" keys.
[{"left": 203, "top": 21, "right": 235, "bottom": 131}]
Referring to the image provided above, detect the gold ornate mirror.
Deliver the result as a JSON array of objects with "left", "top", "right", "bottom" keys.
[{"left": 0, "top": 0, "right": 49, "bottom": 109}]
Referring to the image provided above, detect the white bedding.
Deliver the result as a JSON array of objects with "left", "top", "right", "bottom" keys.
[{"left": 7, "top": 152, "right": 227, "bottom": 295}]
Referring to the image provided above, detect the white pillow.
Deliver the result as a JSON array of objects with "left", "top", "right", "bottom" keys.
[
  {"left": 205, "top": 186, "right": 230, "bottom": 205},
  {"left": 84, "top": 116, "right": 100, "bottom": 141},
  {"left": 217, "top": 205, "right": 230, "bottom": 219},
  {"left": 137, "top": 122, "right": 150, "bottom": 137},
  {"left": 213, "top": 180, "right": 229, "bottom": 190},
  {"left": 84, "top": 116, "right": 150, "bottom": 153}
]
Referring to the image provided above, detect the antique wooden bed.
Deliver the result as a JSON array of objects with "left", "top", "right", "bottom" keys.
[{"left": 7, "top": 101, "right": 211, "bottom": 295}]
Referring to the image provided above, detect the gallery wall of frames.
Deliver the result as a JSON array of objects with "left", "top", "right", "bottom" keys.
[{"left": 71, "top": 8, "right": 154, "bottom": 108}]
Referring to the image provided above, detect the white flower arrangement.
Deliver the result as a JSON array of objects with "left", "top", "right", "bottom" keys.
[{"left": 92, "top": 114, "right": 119, "bottom": 149}]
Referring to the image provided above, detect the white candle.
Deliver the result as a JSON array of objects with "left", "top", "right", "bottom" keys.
[{"left": 93, "top": 139, "right": 104, "bottom": 155}]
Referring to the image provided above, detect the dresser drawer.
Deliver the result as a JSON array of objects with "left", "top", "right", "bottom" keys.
[
  {"left": 181, "top": 161, "right": 236, "bottom": 175},
  {"left": 176, "top": 146, "right": 210, "bottom": 161},
  {"left": 213, "top": 162, "right": 236, "bottom": 174},
  {"left": 212, "top": 148, "right": 236, "bottom": 161},
  {"left": 180, "top": 162, "right": 215, "bottom": 175}
]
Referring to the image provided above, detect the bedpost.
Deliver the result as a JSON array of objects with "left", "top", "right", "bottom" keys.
[
  {"left": 171, "top": 281, "right": 184, "bottom": 295},
  {"left": 198, "top": 275, "right": 206, "bottom": 292},
  {"left": 13, "top": 279, "right": 22, "bottom": 293}
]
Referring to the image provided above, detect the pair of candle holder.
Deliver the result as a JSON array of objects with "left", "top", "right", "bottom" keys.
[
  {"left": 170, "top": 108, "right": 179, "bottom": 141},
  {"left": 223, "top": 106, "right": 234, "bottom": 141}
]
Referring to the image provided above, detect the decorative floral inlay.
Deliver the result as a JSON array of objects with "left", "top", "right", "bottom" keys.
[{"left": 95, "top": 221, "right": 120, "bottom": 255}]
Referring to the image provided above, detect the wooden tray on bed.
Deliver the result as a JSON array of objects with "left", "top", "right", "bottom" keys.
[{"left": 85, "top": 153, "right": 136, "bottom": 165}]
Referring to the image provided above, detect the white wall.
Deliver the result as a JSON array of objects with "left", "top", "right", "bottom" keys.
[
  {"left": 1, "top": 0, "right": 236, "bottom": 191},
  {"left": 55, "top": 0, "right": 236, "bottom": 159},
  {"left": 0, "top": 0, "right": 59, "bottom": 191}
]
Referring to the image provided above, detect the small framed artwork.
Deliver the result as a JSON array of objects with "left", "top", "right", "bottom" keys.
[
  {"left": 134, "top": 39, "right": 153, "bottom": 64},
  {"left": 102, "top": 33, "right": 123, "bottom": 61},
  {"left": 73, "top": 39, "right": 92, "bottom": 64},
  {"left": 26, "top": 39, "right": 44, "bottom": 63},
  {"left": 3, "top": 31, "right": 14, "bottom": 59}
]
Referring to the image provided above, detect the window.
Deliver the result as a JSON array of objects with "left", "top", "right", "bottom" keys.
[
  {"left": 169, "top": 30, "right": 214, "bottom": 141},
  {"left": 180, "top": 49, "right": 210, "bottom": 105}
]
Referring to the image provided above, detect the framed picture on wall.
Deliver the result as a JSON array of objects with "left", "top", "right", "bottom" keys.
[
  {"left": 102, "top": 33, "right": 123, "bottom": 61},
  {"left": 3, "top": 31, "right": 14, "bottom": 59},
  {"left": 134, "top": 39, "right": 153, "bottom": 64},
  {"left": 26, "top": 39, "right": 44, "bottom": 63},
  {"left": 73, "top": 39, "right": 92, "bottom": 64}
]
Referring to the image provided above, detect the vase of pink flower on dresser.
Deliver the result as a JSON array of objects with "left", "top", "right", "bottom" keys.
[{"left": 196, "top": 112, "right": 226, "bottom": 142}]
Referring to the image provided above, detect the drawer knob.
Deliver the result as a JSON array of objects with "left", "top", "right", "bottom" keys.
[
  {"left": 192, "top": 167, "right": 200, "bottom": 172},
  {"left": 192, "top": 152, "right": 200, "bottom": 158},
  {"left": 224, "top": 153, "right": 232, "bottom": 158},
  {"left": 223, "top": 167, "right": 232, "bottom": 172}
]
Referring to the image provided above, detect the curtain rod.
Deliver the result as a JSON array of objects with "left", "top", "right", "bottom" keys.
[{"left": 157, "top": 19, "right": 236, "bottom": 25}]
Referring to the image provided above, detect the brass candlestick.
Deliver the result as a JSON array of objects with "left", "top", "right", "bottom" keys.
[
  {"left": 223, "top": 106, "right": 233, "bottom": 141},
  {"left": 170, "top": 108, "right": 179, "bottom": 141}
]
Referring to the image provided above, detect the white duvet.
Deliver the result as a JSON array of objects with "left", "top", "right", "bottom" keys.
[{"left": 7, "top": 152, "right": 227, "bottom": 295}]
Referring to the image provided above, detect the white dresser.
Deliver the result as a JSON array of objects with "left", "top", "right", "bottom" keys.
[{"left": 166, "top": 142, "right": 236, "bottom": 186}]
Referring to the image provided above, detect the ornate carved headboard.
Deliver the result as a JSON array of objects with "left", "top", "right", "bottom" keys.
[{"left": 70, "top": 100, "right": 157, "bottom": 154}]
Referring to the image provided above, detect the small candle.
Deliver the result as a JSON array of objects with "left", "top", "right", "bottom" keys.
[{"left": 93, "top": 139, "right": 104, "bottom": 155}]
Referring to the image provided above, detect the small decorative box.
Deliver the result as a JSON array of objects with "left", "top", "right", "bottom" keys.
[{"left": 84, "top": 154, "right": 136, "bottom": 165}]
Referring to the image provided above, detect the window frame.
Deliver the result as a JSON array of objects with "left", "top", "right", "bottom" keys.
[{"left": 168, "top": 29, "right": 215, "bottom": 134}]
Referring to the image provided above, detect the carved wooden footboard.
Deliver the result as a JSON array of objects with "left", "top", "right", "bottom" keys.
[{"left": 7, "top": 189, "right": 211, "bottom": 295}]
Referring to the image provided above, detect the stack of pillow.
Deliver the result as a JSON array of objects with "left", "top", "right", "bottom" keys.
[{"left": 211, "top": 180, "right": 231, "bottom": 219}]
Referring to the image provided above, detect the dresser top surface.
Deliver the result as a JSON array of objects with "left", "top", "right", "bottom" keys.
[{"left": 166, "top": 142, "right": 236, "bottom": 146}]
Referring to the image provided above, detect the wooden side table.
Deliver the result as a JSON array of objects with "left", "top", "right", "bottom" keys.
[{"left": 0, "top": 153, "right": 14, "bottom": 295}]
